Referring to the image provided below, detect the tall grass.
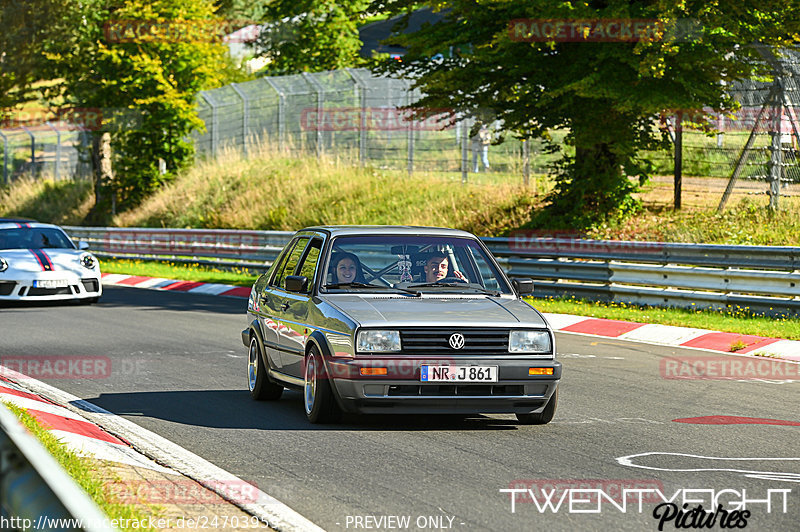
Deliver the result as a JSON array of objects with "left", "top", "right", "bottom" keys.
[
  {"left": 113, "top": 143, "right": 542, "bottom": 236},
  {"left": 0, "top": 176, "right": 93, "bottom": 224}
]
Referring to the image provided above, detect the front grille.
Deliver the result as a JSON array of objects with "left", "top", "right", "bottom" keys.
[
  {"left": 400, "top": 327, "right": 510, "bottom": 355},
  {"left": 27, "top": 286, "right": 72, "bottom": 296},
  {"left": 81, "top": 279, "right": 99, "bottom": 292},
  {"left": 0, "top": 281, "right": 16, "bottom": 296},
  {"left": 388, "top": 384, "right": 524, "bottom": 397}
]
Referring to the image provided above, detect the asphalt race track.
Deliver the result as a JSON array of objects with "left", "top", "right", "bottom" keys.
[{"left": 2, "top": 286, "right": 799, "bottom": 531}]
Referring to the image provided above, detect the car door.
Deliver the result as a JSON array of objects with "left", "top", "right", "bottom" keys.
[
  {"left": 279, "top": 237, "right": 323, "bottom": 377},
  {"left": 259, "top": 236, "right": 307, "bottom": 372}
]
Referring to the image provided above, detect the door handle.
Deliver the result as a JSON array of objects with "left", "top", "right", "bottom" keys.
[{"left": 281, "top": 301, "right": 290, "bottom": 311}]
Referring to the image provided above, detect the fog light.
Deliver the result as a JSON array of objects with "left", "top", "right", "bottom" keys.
[{"left": 529, "top": 367, "right": 554, "bottom": 375}]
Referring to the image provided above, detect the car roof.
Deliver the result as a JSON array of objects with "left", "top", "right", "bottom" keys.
[
  {"left": 0, "top": 220, "right": 61, "bottom": 230},
  {"left": 299, "top": 225, "right": 477, "bottom": 238}
]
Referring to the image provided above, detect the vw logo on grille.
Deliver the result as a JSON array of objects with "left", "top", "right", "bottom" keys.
[{"left": 448, "top": 333, "right": 465, "bottom": 350}]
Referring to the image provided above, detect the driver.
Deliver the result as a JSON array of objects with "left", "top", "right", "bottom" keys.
[{"left": 424, "top": 254, "right": 467, "bottom": 283}]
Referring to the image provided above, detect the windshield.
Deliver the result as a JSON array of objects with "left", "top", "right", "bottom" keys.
[
  {"left": 0, "top": 227, "right": 76, "bottom": 250},
  {"left": 322, "top": 235, "right": 513, "bottom": 295}
]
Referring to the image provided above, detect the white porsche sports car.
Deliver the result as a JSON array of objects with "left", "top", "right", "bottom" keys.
[{"left": 0, "top": 219, "right": 102, "bottom": 303}]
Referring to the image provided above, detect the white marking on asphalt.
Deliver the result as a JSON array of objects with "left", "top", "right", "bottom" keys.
[
  {"left": 616, "top": 452, "right": 800, "bottom": 483},
  {"left": 4, "top": 370, "right": 325, "bottom": 532}
]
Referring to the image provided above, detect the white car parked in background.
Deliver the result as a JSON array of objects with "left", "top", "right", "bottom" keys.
[{"left": 0, "top": 219, "right": 102, "bottom": 303}]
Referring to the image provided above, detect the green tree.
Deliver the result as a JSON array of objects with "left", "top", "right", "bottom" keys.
[
  {"left": 253, "top": 0, "right": 370, "bottom": 75},
  {"left": 0, "top": 0, "right": 71, "bottom": 112},
  {"left": 50, "top": 0, "right": 245, "bottom": 220},
  {"left": 373, "top": 1, "right": 800, "bottom": 229}
]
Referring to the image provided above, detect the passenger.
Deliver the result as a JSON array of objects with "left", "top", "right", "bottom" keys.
[
  {"left": 329, "top": 252, "right": 366, "bottom": 284},
  {"left": 423, "top": 253, "right": 467, "bottom": 283}
]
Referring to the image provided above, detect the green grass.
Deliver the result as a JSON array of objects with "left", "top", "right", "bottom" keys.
[
  {"left": 101, "top": 258, "right": 259, "bottom": 287},
  {"left": 3, "top": 402, "right": 158, "bottom": 532},
  {"left": 529, "top": 295, "right": 800, "bottom": 341}
]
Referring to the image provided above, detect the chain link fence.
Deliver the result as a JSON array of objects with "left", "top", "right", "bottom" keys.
[
  {"left": 193, "top": 68, "right": 554, "bottom": 185},
  {"left": 0, "top": 123, "right": 92, "bottom": 185}
]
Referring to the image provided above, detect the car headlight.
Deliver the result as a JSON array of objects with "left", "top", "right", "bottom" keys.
[
  {"left": 80, "top": 253, "right": 96, "bottom": 270},
  {"left": 357, "top": 330, "right": 401, "bottom": 353},
  {"left": 509, "top": 330, "right": 551, "bottom": 353},
  {"left": 0, "top": 257, "right": 7, "bottom": 272}
]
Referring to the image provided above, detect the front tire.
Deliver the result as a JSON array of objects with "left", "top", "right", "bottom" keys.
[
  {"left": 303, "top": 346, "right": 341, "bottom": 424},
  {"left": 516, "top": 389, "right": 557, "bottom": 425},
  {"left": 248, "top": 336, "right": 283, "bottom": 401}
]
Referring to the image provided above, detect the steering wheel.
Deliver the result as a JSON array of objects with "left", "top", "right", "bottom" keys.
[{"left": 437, "top": 276, "right": 467, "bottom": 284}]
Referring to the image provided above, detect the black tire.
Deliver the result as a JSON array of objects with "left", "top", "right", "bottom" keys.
[
  {"left": 516, "top": 389, "right": 557, "bottom": 425},
  {"left": 303, "top": 346, "right": 341, "bottom": 424},
  {"left": 248, "top": 335, "right": 283, "bottom": 401}
]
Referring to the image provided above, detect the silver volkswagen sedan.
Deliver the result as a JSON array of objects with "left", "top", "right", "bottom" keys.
[{"left": 242, "top": 226, "right": 561, "bottom": 424}]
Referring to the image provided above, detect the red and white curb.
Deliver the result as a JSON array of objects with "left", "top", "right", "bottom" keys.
[
  {"left": 1, "top": 368, "right": 324, "bottom": 532},
  {"left": 0, "top": 373, "right": 174, "bottom": 474},
  {"left": 102, "top": 273, "right": 800, "bottom": 362}
]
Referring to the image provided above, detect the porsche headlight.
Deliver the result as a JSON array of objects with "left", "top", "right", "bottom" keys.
[
  {"left": 357, "top": 330, "right": 401, "bottom": 353},
  {"left": 0, "top": 257, "right": 7, "bottom": 272},
  {"left": 80, "top": 253, "right": 96, "bottom": 270},
  {"left": 509, "top": 330, "right": 551, "bottom": 353}
]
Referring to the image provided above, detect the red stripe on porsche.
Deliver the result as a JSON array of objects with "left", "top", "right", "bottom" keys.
[
  {"left": 29, "top": 249, "right": 47, "bottom": 271},
  {"left": 38, "top": 249, "right": 54, "bottom": 271},
  {"left": 26, "top": 409, "right": 126, "bottom": 445},
  {"left": 561, "top": 318, "right": 645, "bottom": 337}
]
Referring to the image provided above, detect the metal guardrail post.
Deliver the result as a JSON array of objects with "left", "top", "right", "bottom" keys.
[
  {"left": 0, "top": 402, "right": 119, "bottom": 532},
  {"left": 0, "top": 130, "right": 8, "bottom": 184}
]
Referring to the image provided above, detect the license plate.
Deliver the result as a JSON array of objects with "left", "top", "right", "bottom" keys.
[
  {"left": 421, "top": 365, "right": 498, "bottom": 383},
  {"left": 33, "top": 279, "right": 68, "bottom": 289}
]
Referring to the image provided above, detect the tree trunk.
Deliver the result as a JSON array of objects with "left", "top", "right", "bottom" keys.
[{"left": 85, "top": 131, "right": 113, "bottom": 225}]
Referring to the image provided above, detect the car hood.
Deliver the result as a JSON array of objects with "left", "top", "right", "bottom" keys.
[
  {"left": 0, "top": 248, "right": 86, "bottom": 273},
  {"left": 323, "top": 295, "right": 547, "bottom": 328}
]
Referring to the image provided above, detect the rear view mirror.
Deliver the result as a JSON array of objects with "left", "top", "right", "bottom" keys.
[
  {"left": 285, "top": 275, "right": 309, "bottom": 293},
  {"left": 78, "top": 241, "right": 90, "bottom": 250},
  {"left": 512, "top": 278, "right": 534, "bottom": 295}
]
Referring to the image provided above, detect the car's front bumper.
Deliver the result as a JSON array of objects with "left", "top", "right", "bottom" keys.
[
  {"left": 0, "top": 272, "right": 102, "bottom": 301},
  {"left": 327, "top": 357, "right": 561, "bottom": 415}
]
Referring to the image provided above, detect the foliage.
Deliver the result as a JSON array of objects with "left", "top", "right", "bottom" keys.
[
  {"left": 372, "top": 0, "right": 800, "bottom": 229},
  {"left": 0, "top": 0, "right": 71, "bottom": 111},
  {"left": 252, "top": 0, "right": 370, "bottom": 75},
  {"left": 48, "top": 0, "right": 245, "bottom": 217}
]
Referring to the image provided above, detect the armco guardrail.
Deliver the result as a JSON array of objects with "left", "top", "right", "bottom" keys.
[
  {"left": 65, "top": 227, "right": 800, "bottom": 315},
  {"left": 0, "top": 402, "right": 118, "bottom": 531}
]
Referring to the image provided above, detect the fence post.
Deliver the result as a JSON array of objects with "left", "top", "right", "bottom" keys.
[
  {"left": 407, "top": 82, "right": 415, "bottom": 176},
  {"left": 263, "top": 78, "right": 285, "bottom": 152},
  {"left": 198, "top": 92, "right": 219, "bottom": 157},
  {"left": 674, "top": 112, "right": 682, "bottom": 210},
  {"left": 345, "top": 68, "right": 367, "bottom": 166},
  {"left": 461, "top": 118, "right": 469, "bottom": 184},
  {"left": 522, "top": 138, "right": 530, "bottom": 187},
  {"left": 230, "top": 83, "right": 249, "bottom": 158},
  {"left": 768, "top": 78, "right": 783, "bottom": 211},
  {"left": 303, "top": 73, "right": 325, "bottom": 159},
  {"left": 21, "top": 126, "right": 35, "bottom": 177},
  {"left": 0, "top": 130, "right": 8, "bottom": 184},
  {"left": 46, "top": 122, "right": 62, "bottom": 181}
]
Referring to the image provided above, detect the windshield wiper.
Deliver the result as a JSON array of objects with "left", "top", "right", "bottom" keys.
[
  {"left": 325, "top": 282, "right": 420, "bottom": 296},
  {"left": 406, "top": 283, "right": 501, "bottom": 296}
]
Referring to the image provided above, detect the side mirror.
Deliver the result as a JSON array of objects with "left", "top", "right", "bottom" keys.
[
  {"left": 512, "top": 278, "right": 534, "bottom": 295},
  {"left": 285, "top": 275, "right": 309, "bottom": 293},
  {"left": 78, "top": 241, "right": 90, "bottom": 250}
]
